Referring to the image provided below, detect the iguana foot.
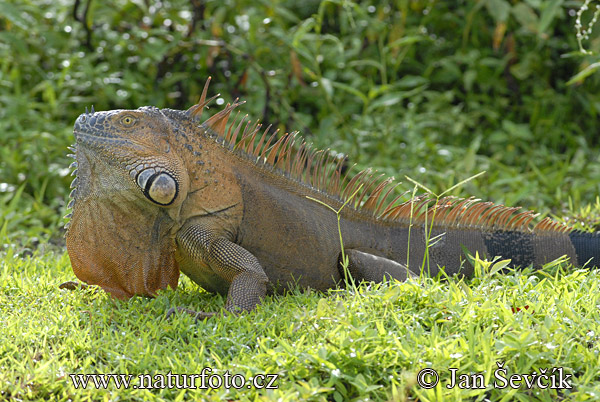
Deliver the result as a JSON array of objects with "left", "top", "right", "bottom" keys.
[
  {"left": 166, "top": 306, "right": 216, "bottom": 321},
  {"left": 59, "top": 280, "right": 89, "bottom": 290}
]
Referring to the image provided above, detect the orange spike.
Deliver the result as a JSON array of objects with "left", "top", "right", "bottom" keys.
[
  {"left": 224, "top": 111, "right": 241, "bottom": 144},
  {"left": 382, "top": 204, "right": 402, "bottom": 220},
  {"left": 426, "top": 196, "right": 452, "bottom": 224},
  {"left": 326, "top": 156, "right": 347, "bottom": 194},
  {"left": 452, "top": 198, "right": 480, "bottom": 225},
  {"left": 395, "top": 196, "right": 428, "bottom": 220},
  {"left": 379, "top": 190, "right": 410, "bottom": 218},
  {"left": 452, "top": 199, "right": 483, "bottom": 226},
  {"left": 486, "top": 206, "right": 509, "bottom": 227},
  {"left": 204, "top": 101, "right": 244, "bottom": 133},
  {"left": 505, "top": 211, "right": 531, "bottom": 230},
  {"left": 412, "top": 196, "right": 434, "bottom": 220},
  {"left": 374, "top": 181, "right": 400, "bottom": 216},
  {"left": 240, "top": 122, "right": 261, "bottom": 154},
  {"left": 495, "top": 207, "right": 520, "bottom": 228},
  {"left": 389, "top": 198, "right": 420, "bottom": 220},
  {"left": 253, "top": 125, "right": 273, "bottom": 157},
  {"left": 436, "top": 196, "right": 463, "bottom": 224},
  {"left": 229, "top": 115, "right": 248, "bottom": 146},
  {"left": 259, "top": 129, "right": 279, "bottom": 160},
  {"left": 285, "top": 131, "right": 302, "bottom": 174},
  {"left": 283, "top": 133, "right": 298, "bottom": 173},
  {"left": 298, "top": 146, "right": 311, "bottom": 179},
  {"left": 214, "top": 102, "right": 232, "bottom": 137},
  {"left": 304, "top": 149, "right": 319, "bottom": 184},
  {"left": 200, "top": 76, "right": 211, "bottom": 103},
  {"left": 356, "top": 173, "right": 385, "bottom": 209},
  {"left": 186, "top": 77, "right": 216, "bottom": 119},
  {"left": 519, "top": 214, "right": 538, "bottom": 229},
  {"left": 462, "top": 201, "right": 493, "bottom": 227},
  {"left": 328, "top": 169, "right": 342, "bottom": 195},
  {"left": 311, "top": 151, "right": 327, "bottom": 189},
  {"left": 243, "top": 120, "right": 260, "bottom": 139},
  {"left": 477, "top": 204, "right": 504, "bottom": 227},
  {"left": 534, "top": 218, "right": 548, "bottom": 232},
  {"left": 266, "top": 134, "right": 287, "bottom": 166},
  {"left": 339, "top": 163, "right": 357, "bottom": 189},
  {"left": 318, "top": 151, "right": 334, "bottom": 190},
  {"left": 233, "top": 120, "right": 252, "bottom": 150},
  {"left": 331, "top": 155, "right": 346, "bottom": 179},
  {"left": 342, "top": 168, "right": 370, "bottom": 201},
  {"left": 276, "top": 133, "right": 295, "bottom": 170},
  {"left": 363, "top": 178, "right": 393, "bottom": 212},
  {"left": 244, "top": 122, "right": 263, "bottom": 157},
  {"left": 381, "top": 204, "right": 399, "bottom": 220},
  {"left": 291, "top": 142, "right": 307, "bottom": 178},
  {"left": 187, "top": 93, "right": 221, "bottom": 119},
  {"left": 396, "top": 199, "right": 422, "bottom": 220}
]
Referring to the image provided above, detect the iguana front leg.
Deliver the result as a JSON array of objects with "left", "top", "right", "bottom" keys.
[{"left": 173, "top": 223, "right": 269, "bottom": 319}]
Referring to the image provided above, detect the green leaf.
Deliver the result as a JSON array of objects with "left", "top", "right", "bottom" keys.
[
  {"left": 331, "top": 81, "right": 368, "bottom": 105},
  {"left": 512, "top": 3, "right": 539, "bottom": 32},
  {"left": 319, "top": 77, "right": 333, "bottom": 97},
  {"left": 386, "top": 35, "right": 427, "bottom": 50},
  {"left": 538, "top": 0, "right": 563, "bottom": 34},
  {"left": 485, "top": 0, "right": 511, "bottom": 23},
  {"left": 0, "top": 3, "right": 32, "bottom": 29},
  {"left": 567, "top": 62, "right": 600, "bottom": 85}
]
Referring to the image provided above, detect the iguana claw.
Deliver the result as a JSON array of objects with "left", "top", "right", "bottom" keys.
[
  {"left": 166, "top": 306, "right": 216, "bottom": 321},
  {"left": 59, "top": 280, "right": 89, "bottom": 290}
]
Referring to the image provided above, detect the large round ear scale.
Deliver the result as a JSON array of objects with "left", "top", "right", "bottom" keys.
[{"left": 136, "top": 169, "right": 178, "bottom": 206}]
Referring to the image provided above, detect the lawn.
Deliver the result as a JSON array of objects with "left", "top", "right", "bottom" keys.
[{"left": 2, "top": 248, "right": 600, "bottom": 401}]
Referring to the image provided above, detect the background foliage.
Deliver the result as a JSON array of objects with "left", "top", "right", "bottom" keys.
[{"left": 1, "top": 0, "right": 600, "bottom": 245}]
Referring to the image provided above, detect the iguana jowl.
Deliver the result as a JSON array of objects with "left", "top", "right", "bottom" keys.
[{"left": 64, "top": 79, "right": 600, "bottom": 318}]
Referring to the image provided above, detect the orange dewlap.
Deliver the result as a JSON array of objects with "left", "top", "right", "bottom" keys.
[{"left": 65, "top": 197, "right": 179, "bottom": 299}]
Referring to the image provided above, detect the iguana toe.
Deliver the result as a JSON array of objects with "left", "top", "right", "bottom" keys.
[
  {"left": 59, "top": 280, "right": 89, "bottom": 290},
  {"left": 166, "top": 306, "right": 216, "bottom": 321}
]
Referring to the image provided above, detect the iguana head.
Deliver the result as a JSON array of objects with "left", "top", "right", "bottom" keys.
[
  {"left": 72, "top": 106, "right": 191, "bottom": 207},
  {"left": 65, "top": 106, "right": 192, "bottom": 299}
]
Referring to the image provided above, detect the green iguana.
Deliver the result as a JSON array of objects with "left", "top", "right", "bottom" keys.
[{"left": 63, "top": 78, "right": 600, "bottom": 319}]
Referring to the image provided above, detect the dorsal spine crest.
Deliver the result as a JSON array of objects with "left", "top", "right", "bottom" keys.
[{"left": 185, "top": 78, "right": 574, "bottom": 235}]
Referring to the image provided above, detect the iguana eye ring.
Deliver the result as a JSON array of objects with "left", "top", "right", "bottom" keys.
[
  {"left": 136, "top": 169, "right": 178, "bottom": 206},
  {"left": 121, "top": 115, "right": 137, "bottom": 127}
]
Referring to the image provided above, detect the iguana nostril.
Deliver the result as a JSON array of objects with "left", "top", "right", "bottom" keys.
[{"left": 74, "top": 115, "right": 86, "bottom": 130}]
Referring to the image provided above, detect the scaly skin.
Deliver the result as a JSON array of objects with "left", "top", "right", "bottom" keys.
[{"left": 64, "top": 82, "right": 600, "bottom": 318}]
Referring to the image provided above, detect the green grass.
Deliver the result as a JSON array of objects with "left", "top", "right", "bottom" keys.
[{"left": 2, "top": 248, "right": 600, "bottom": 401}]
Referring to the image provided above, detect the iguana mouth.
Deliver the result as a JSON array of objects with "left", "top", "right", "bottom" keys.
[{"left": 73, "top": 129, "right": 132, "bottom": 148}]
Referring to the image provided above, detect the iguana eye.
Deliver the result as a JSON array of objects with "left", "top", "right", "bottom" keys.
[
  {"left": 136, "top": 169, "right": 178, "bottom": 206},
  {"left": 121, "top": 115, "right": 136, "bottom": 127}
]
